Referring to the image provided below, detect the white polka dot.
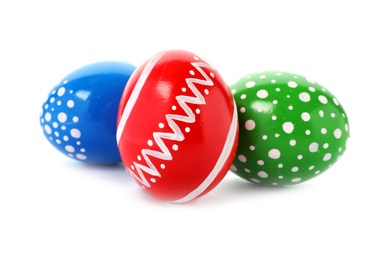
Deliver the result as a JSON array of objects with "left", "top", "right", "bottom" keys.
[
  {"left": 147, "top": 140, "right": 153, "bottom": 146},
  {"left": 172, "top": 105, "right": 177, "bottom": 110},
  {"left": 271, "top": 80, "right": 277, "bottom": 83},
  {"left": 278, "top": 163, "right": 283, "bottom": 168},
  {"left": 58, "top": 112, "right": 67, "bottom": 123},
  {"left": 291, "top": 166, "right": 299, "bottom": 172},
  {"left": 196, "top": 108, "right": 200, "bottom": 114},
  {"left": 250, "top": 178, "right": 261, "bottom": 183},
  {"left": 345, "top": 124, "right": 349, "bottom": 132},
  {"left": 333, "top": 98, "right": 339, "bottom": 106},
  {"left": 161, "top": 164, "right": 166, "bottom": 169},
  {"left": 259, "top": 75, "right": 266, "bottom": 79},
  {"left": 249, "top": 145, "right": 255, "bottom": 150},
  {"left": 57, "top": 87, "right": 66, "bottom": 96},
  {"left": 273, "top": 100, "right": 278, "bottom": 104},
  {"left": 272, "top": 115, "right": 277, "bottom": 120},
  {"left": 240, "top": 107, "right": 246, "bottom": 113},
  {"left": 159, "top": 123, "right": 164, "bottom": 128},
  {"left": 65, "top": 145, "right": 75, "bottom": 153},
  {"left": 244, "top": 168, "right": 251, "bottom": 173},
  {"left": 240, "top": 94, "right": 246, "bottom": 100},
  {"left": 309, "top": 165, "right": 315, "bottom": 170},
  {"left": 230, "top": 164, "right": 237, "bottom": 171},
  {"left": 268, "top": 149, "right": 281, "bottom": 159},
  {"left": 305, "top": 130, "right": 311, "bottom": 135},
  {"left": 258, "top": 171, "right": 268, "bottom": 178},
  {"left": 185, "top": 127, "right": 190, "bottom": 133},
  {"left": 318, "top": 95, "right": 328, "bottom": 104},
  {"left": 309, "top": 142, "right": 319, "bottom": 152},
  {"left": 256, "top": 89, "right": 268, "bottom": 99},
  {"left": 238, "top": 154, "right": 247, "bottom": 163},
  {"left": 246, "top": 81, "right": 255, "bottom": 88},
  {"left": 172, "top": 144, "right": 178, "bottom": 151},
  {"left": 291, "top": 177, "right": 302, "bottom": 183},
  {"left": 76, "top": 154, "right": 87, "bottom": 160},
  {"left": 288, "top": 81, "right": 298, "bottom": 88},
  {"left": 323, "top": 153, "right": 332, "bottom": 161},
  {"left": 288, "top": 105, "right": 293, "bottom": 110},
  {"left": 137, "top": 155, "right": 142, "bottom": 161},
  {"left": 50, "top": 97, "right": 55, "bottom": 103},
  {"left": 319, "top": 110, "right": 324, "bottom": 117},
  {"left": 182, "top": 87, "right": 186, "bottom": 92},
  {"left": 63, "top": 136, "right": 69, "bottom": 141},
  {"left": 299, "top": 92, "right": 311, "bottom": 102},
  {"left": 210, "top": 72, "right": 214, "bottom": 78},
  {"left": 231, "top": 89, "right": 236, "bottom": 94},
  {"left": 308, "top": 86, "right": 316, "bottom": 92},
  {"left": 301, "top": 112, "right": 310, "bottom": 122},
  {"left": 262, "top": 135, "right": 268, "bottom": 140},
  {"left": 321, "top": 128, "right": 327, "bottom": 134},
  {"left": 282, "top": 122, "right": 294, "bottom": 134},
  {"left": 323, "top": 143, "right": 329, "bottom": 149},
  {"left": 334, "top": 128, "right": 342, "bottom": 139},
  {"left": 278, "top": 176, "right": 284, "bottom": 179},
  {"left": 245, "top": 120, "right": 256, "bottom": 131},
  {"left": 73, "top": 116, "right": 79, "bottom": 123},
  {"left": 204, "top": 89, "right": 209, "bottom": 95},
  {"left": 297, "top": 155, "right": 303, "bottom": 160},
  {"left": 290, "top": 139, "right": 296, "bottom": 146},
  {"left": 257, "top": 160, "right": 264, "bottom": 165},
  {"left": 44, "top": 112, "right": 51, "bottom": 122},
  {"left": 150, "top": 178, "right": 156, "bottom": 183},
  {"left": 331, "top": 113, "right": 336, "bottom": 118},
  {"left": 67, "top": 100, "right": 74, "bottom": 108},
  {"left": 70, "top": 128, "right": 81, "bottom": 138}
]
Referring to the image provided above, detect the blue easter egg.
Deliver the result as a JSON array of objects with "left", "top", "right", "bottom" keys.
[{"left": 39, "top": 61, "right": 136, "bottom": 164}]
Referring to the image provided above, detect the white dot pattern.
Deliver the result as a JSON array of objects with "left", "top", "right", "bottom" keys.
[{"left": 229, "top": 71, "right": 350, "bottom": 185}]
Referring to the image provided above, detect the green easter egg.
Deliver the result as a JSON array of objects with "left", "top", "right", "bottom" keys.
[{"left": 229, "top": 71, "right": 350, "bottom": 185}]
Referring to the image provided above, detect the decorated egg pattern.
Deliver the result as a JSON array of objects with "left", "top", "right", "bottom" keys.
[
  {"left": 229, "top": 71, "right": 350, "bottom": 185},
  {"left": 40, "top": 61, "right": 136, "bottom": 164},
  {"left": 116, "top": 50, "right": 239, "bottom": 202}
]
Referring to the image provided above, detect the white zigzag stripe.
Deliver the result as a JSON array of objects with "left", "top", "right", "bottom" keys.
[
  {"left": 124, "top": 61, "right": 215, "bottom": 188},
  {"left": 118, "top": 56, "right": 234, "bottom": 202},
  {"left": 173, "top": 101, "right": 237, "bottom": 203}
]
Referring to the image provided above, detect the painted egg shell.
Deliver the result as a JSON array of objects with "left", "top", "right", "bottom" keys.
[
  {"left": 40, "top": 61, "right": 136, "bottom": 164},
  {"left": 116, "top": 50, "right": 239, "bottom": 203},
  {"left": 229, "top": 71, "right": 350, "bottom": 186}
]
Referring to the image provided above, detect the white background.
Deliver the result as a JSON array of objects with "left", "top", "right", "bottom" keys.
[{"left": 1, "top": 0, "right": 388, "bottom": 259}]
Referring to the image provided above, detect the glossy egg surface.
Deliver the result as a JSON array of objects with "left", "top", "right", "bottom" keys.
[
  {"left": 116, "top": 50, "right": 239, "bottom": 202},
  {"left": 40, "top": 61, "right": 136, "bottom": 164},
  {"left": 229, "top": 71, "right": 350, "bottom": 185}
]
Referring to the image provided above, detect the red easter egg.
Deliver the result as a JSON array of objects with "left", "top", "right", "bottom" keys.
[{"left": 116, "top": 50, "right": 239, "bottom": 203}]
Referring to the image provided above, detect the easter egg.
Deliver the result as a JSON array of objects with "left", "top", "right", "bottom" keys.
[
  {"left": 40, "top": 61, "right": 136, "bottom": 164},
  {"left": 116, "top": 50, "right": 239, "bottom": 203},
  {"left": 229, "top": 71, "right": 350, "bottom": 185}
]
